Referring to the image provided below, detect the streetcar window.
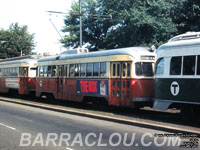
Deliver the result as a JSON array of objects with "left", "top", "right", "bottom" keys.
[
  {"left": 80, "top": 64, "right": 86, "bottom": 77},
  {"left": 170, "top": 57, "right": 182, "bottom": 75},
  {"left": 93, "top": 63, "right": 99, "bottom": 76},
  {"left": 19, "top": 68, "right": 23, "bottom": 76},
  {"left": 122, "top": 91, "right": 125, "bottom": 98},
  {"left": 47, "top": 66, "right": 52, "bottom": 77},
  {"left": 2, "top": 68, "right": 17, "bottom": 76},
  {"left": 113, "top": 64, "right": 116, "bottom": 76},
  {"left": 75, "top": 64, "right": 80, "bottom": 77},
  {"left": 4, "top": 68, "right": 7, "bottom": 76},
  {"left": 11, "top": 68, "right": 15, "bottom": 76},
  {"left": 14, "top": 67, "right": 18, "bottom": 76},
  {"left": 112, "top": 90, "right": 115, "bottom": 97},
  {"left": 6, "top": 68, "right": 8, "bottom": 76},
  {"left": 61, "top": 66, "right": 64, "bottom": 76},
  {"left": 69, "top": 64, "right": 75, "bottom": 77},
  {"left": 100, "top": 62, "right": 106, "bottom": 77},
  {"left": 122, "top": 63, "right": 126, "bottom": 77},
  {"left": 122, "top": 81, "right": 126, "bottom": 88},
  {"left": 117, "top": 81, "right": 120, "bottom": 88},
  {"left": 16, "top": 68, "right": 19, "bottom": 76},
  {"left": 10, "top": 68, "right": 13, "bottom": 76},
  {"left": 58, "top": 65, "right": 64, "bottom": 77},
  {"left": 155, "top": 58, "right": 164, "bottom": 75},
  {"left": 117, "top": 64, "right": 120, "bottom": 76},
  {"left": 39, "top": 66, "right": 43, "bottom": 77},
  {"left": 52, "top": 66, "right": 56, "bottom": 77},
  {"left": 117, "top": 91, "right": 120, "bottom": 97},
  {"left": 3, "top": 67, "right": 19, "bottom": 76},
  {"left": 112, "top": 81, "right": 115, "bottom": 87},
  {"left": 30, "top": 67, "right": 36, "bottom": 77},
  {"left": 5, "top": 68, "right": 9, "bottom": 76},
  {"left": 127, "top": 81, "right": 130, "bottom": 88},
  {"left": 3, "top": 68, "right": 6, "bottom": 76},
  {"left": 86, "top": 63, "right": 92, "bottom": 77},
  {"left": 7, "top": 68, "right": 10, "bottom": 76},
  {"left": 20, "top": 67, "right": 28, "bottom": 77},
  {"left": 65, "top": 66, "right": 68, "bottom": 77},
  {"left": 127, "top": 63, "right": 131, "bottom": 77},
  {"left": 183, "top": 56, "right": 195, "bottom": 75},
  {"left": 3, "top": 69, "right": 5, "bottom": 76},
  {"left": 8, "top": 68, "right": 10, "bottom": 76},
  {"left": 135, "top": 62, "right": 153, "bottom": 76},
  {"left": 5, "top": 68, "right": 8, "bottom": 76},
  {"left": 58, "top": 66, "right": 61, "bottom": 77},
  {"left": 197, "top": 56, "right": 200, "bottom": 75},
  {"left": 122, "top": 62, "right": 131, "bottom": 77},
  {"left": 43, "top": 66, "right": 48, "bottom": 77}
]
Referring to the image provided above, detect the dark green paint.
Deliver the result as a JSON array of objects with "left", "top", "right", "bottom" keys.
[{"left": 154, "top": 78, "right": 200, "bottom": 104}]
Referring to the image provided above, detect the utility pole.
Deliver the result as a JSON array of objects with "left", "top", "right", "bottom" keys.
[
  {"left": 79, "top": 0, "right": 83, "bottom": 48},
  {"left": 47, "top": 1, "right": 112, "bottom": 49}
]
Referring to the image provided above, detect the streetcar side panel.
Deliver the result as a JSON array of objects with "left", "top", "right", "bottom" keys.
[{"left": 154, "top": 32, "right": 200, "bottom": 111}]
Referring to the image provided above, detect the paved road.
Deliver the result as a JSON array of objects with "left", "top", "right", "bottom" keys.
[{"left": 0, "top": 101, "right": 198, "bottom": 150}]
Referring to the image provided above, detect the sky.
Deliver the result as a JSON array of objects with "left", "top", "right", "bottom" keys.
[{"left": 0, "top": 0, "right": 75, "bottom": 55}]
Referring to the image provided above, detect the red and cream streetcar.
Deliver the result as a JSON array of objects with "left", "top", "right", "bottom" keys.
[
  {"left": 0, "top": 56, "right": 37, "bottom": 95},
  {"left": 36, "top": 47, "right": 155, "bottom": 108}
]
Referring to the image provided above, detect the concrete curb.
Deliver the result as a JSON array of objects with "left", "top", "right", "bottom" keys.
[{"left": 0, "top": 96, "right": 199, "bottom": 137}]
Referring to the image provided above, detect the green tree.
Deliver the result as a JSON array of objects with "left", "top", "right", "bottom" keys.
[
  {"left": 100, "top": 0, "right": 177, "bottom": 48},
  {"left": 61, "top": 0, "right": 110, "bottom": 51},
  {"left": 0, "top": 23, "right": 35, "bottom": 59},
  {"left": 172, "top": 0, "right": 200, "bottom": 33},
  {"left": 61, "top": 0, "right": 177, "bottom": 51}
]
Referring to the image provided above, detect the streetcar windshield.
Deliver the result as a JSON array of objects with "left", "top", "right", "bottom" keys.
[
  {"left": 135, "top": 62, "right": 153, "bottom": 76},
  {"left": 30, "top": 67, "right": 37, "bottom": 77}
]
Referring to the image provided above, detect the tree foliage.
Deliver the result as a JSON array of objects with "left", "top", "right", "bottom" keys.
[
  {"left": 172, "top": 0, "right": 200, "bottom": 33},
  {"left": 61, "top": 0, "right": 199, "bottom": 51},
  {"left": 0, "top": 23, "right": 35, "bottom": 59}
]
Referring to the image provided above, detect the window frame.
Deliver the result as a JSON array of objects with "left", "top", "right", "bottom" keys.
[
  {"left": 170, "top": 56, "right": 182, "bottom": 75},
  {"left": 135, "top": 62, "right": 153, "bottom": 77},
  {"left": 155, "top": 58, "right": 164, "bottom": 76},
  {"left": 183, "top": 55, "right": 196, "bottom": 75},
  {"left": 86, "top": 63, "right": 93, "bottom": 77}
]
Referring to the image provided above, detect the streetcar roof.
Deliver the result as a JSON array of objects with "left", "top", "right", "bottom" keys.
[
  {"left": 157, "top": 32, "right": 200, "bottom": 51},
  {"left": 38, "top": 47, "right": 154, "bottom": 63},
  {"left": 0, "top": 58, "right": 37, "bottom": 67}
]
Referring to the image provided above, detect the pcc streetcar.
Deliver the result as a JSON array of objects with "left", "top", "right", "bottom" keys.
[
  {"left": 0, "top": 56, "right": 37, "bottom": 95},
  {"left": 36, "top": 47, "right": 155, "bottom": 108},
  {"left": 154, "top": 32, "right": 200, "bottom": 117}
]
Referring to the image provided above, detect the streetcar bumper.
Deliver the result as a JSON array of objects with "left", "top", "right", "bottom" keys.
[
  {"left": 131, "top": 97, "right": 153, "bottom": 108},
  {"left": 132, "top": 97, "right": 153, "bottom": 102}
]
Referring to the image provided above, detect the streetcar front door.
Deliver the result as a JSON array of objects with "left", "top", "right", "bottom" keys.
[
  {"left": 110, "top": 62, "right": 122, "bottom": 106},
  {"left": 110, "top": 62, "right": 131, "bottom": 107}
]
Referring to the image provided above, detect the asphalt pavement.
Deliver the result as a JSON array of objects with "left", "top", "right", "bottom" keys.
[{"left": 0, "top": 101, "right": 198, "bottom": 150}]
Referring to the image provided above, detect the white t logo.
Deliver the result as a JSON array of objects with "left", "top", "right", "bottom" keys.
[{"left": 170, "top": 81, "right": 180, "bottom": 96}]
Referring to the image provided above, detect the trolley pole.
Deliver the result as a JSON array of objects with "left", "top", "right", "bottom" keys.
[{"left": 79, "top": 0, "right": 83, "bottom": 48}]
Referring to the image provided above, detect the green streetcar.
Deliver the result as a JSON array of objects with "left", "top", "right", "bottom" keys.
[{"left": 154, "top": 32, "right": 200, "bottom": 119}]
